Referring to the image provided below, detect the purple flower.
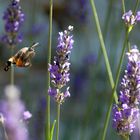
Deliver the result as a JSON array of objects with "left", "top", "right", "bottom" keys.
[
  {"left": 48, "top": 25, "right": 74, "bottom": 104},
  {"left": 48, "top": 87, "right": 57, "bottom": 97},
  {"left": 136, "top": 11, "right": 140, "bottom": 21},
  {"left": 113, "top": 104, "right": 139, "bottom": 136},
  {"left": 23, "top": 111, "right": 32, "bottom": 121},
  {"left": 64, "top": 87, "right": 70, "bottom": 98},
  {"left": 2, "top": 0, "right": 24, "bottom": 46},
  {"left": 67, "top": 0, "right": 89, "bottom": 24},
  {"left": 122, "top": 10, "right": 140, "bottom": 27},
  {"left": 112, "top": 46, "right": 140, "bottom": 136},
  {"left": 0, "top": 85, "right": 30, "bottom": 140}
]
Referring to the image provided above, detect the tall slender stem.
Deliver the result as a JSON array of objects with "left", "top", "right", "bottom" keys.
[
  {"left": 121, "top": 135, "right": 130, "bottom": 140},
  {"left": 95, "top": 0, "right": 114, "bottom": 77},
  {"left": 46, "top": 0, "right": 53, "bottom": 139},
  {"left": 10, "top": 47, "right": 14, "bottom": 85},
  {"left": 121, "top": 0, "right": 125, "bottom": 13},
  {"left": 101, "top": 0, "right": 140, "bottom": 139},
  {"left": 101, "top": 29, "right": 129, "bottom": 140},
  {"left": 56, "top": 103, "right": 60, "bottom": 140},
  {"left": 133, "top": 0, "right": 140, "bottom": 14},
  {"left": 89, "top": 0, "right": 118, "bottom": 103}
]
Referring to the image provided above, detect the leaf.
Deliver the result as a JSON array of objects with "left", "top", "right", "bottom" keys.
[{"left": 50, "top": 120, "right": 56, "bottom": 140}]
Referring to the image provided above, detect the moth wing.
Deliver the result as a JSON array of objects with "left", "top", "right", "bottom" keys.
[
  {"left": 14, "top": 47, "right": 28, "bottom": 60},
  {"left": 22, "top": 50, "right": 35, "bottom": 62},
  {"left": 24, "top": 61, "right": 31, "bottom": 67},
  {"left": 28, "top": 51, "right": 35, "bottom": 58}
]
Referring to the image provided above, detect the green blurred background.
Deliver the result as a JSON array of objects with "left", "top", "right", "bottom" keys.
[{"left": 0, "top": 0, "right": 140, "bottom": 140}]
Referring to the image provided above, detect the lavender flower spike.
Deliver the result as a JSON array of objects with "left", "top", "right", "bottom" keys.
[
  {"left": 113, "top": 46, "right": 140, "bottom": 136},
  {"left": 2, "top": 0, "right": 24, "bottom": 46},
  {"left": 122, "top": 10, "right": 136, "bottom": 26},
  {"left": 48, "top": 25, "right": 74, "bottom": 104},
  {"left": 122, "top": 10, "right": 140, "bottom": 31},
  {"left": 0, "top": 85, "right": 30, "bottom": 140}
]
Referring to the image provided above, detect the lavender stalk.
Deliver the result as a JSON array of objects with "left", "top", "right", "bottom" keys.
[
  {"left": 113, "top": 47, "right": 140, "bottom": 138},
  {"left": 102, "top": 6, "right": 140, "bottom": 140},
  {"left": 0, "top": 85, "right": 32, "bottom": 140},
  {"left": 46, "top": 0, "right": 53, "bottom": 139},
  {"left": 48, "top": 25, "right": 74, "bottom": 140},
  {"left": 2, "top": 0, "right": 24, "bottom": 85},
  {"left": 2, "top": 0, "right": 24, "bottom": 46}
]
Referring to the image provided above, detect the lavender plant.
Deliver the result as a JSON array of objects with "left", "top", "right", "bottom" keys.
[
  {"left": 122, "top": 10, "right": 140, "bottom": 32},
  {"left": 113, "top": 46, "right": 140, "bottom": 137},
  {"left": 48, "top": 25, "right": 74, "bottom": 104},
  {"left": 0, "top": 85, "right": 31, "bottom": 140},
  {"left": 48, "top": 25, "right": 74, "bottom": 140},
  {"left": 99, "top": 4, "right": 140, "bottom": 140},
  {"left": 2, "top": 0, "right": 24, "bottom": 46},
  {"left": 1, "top": 0, "right": 25, "bottom": 85}
]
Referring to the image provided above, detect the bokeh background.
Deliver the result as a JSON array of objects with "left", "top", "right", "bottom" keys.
[{"left": 0, "top": 0, "right": 140, "bottom": 140}]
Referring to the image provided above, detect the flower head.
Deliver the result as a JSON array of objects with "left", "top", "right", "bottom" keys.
[
  {"left": 113, "top": 104, "right": 139, "bottom": 136},
  {"left": 23, "top": 111, "right": 32, "bottom": 121},
  {"left": 122, "top": 10, "right": 136, "bottom": 25},
  {"left": 112, "top": 46, "right": 140, "bottom": 136},
  {"left": 122, "top": 10, "right": 140, "bottom": 32},
  {"left": 2, "top": 0, "right": 24, "bottom": 46},
  {"left": 48, "top": 25, "right": 74, "bottom": 104},
  {"left": 0, "top": 85, "right": 31, "bottom": 140}
]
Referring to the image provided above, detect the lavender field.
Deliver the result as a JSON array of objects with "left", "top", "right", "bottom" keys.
[{"left": 0, "top": 0, "right": 140, "bottom": 140}]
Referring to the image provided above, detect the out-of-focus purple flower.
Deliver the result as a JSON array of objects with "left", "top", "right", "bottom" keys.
[
  {"left": 48, "top": 25, "right": 74, "bottom": 104},
  {"left": 64, "top": 87, "right": 70, "bottom": 98},
  {"left": 83, "top": 53, "right": 96, "bottom": 65},
  {"left": 112, "top": 46, "right": 140, "bottom": 136},
  {"left": 34, "top": 97, "right": 46, "bottom": 140},
  {"left": 0, "top": 85, "right": 30, "bottom": 140},
  {"left": 28, "top": 24, "right": 46, "bottom": 36},
  {"left": 2, "top": 0, "right": 24, "bottom": 46},
  {"left": 68, "top": 0, "right": 89, "bottom": 24},
  {"left": 48, "top": 87, "right": 57, "bottom": 97},
  {"left": 23, "top": 111, "right": 32, "bottom": 121},
  {"left": 122, "top": 10, "right": 140, "bottom": 27},
  {"left": 135, "top": 11, "right": 140, "bottom": 21},
  {"left": 122, "top": 10, "right": 135, "bottom": 25}
]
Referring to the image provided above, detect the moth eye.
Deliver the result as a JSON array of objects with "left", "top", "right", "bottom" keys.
[{"left": 7, "top": 61, "right": 11, "bottom": 65}]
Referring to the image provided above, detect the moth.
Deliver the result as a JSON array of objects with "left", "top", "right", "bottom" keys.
[{"left": 4, "top": 42, "right": 39, "bottom": 71}]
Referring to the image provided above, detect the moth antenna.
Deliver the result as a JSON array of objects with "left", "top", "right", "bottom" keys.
[{"left": 29, "top": 42, "right": 39, "bottom": 50}]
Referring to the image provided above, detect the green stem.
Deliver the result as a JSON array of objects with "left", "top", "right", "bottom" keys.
[
  {"left": 10, "top": 47, "right": 14, "bottom": 85},
  {"left": 50, "top": 120, "right": 56, "bottom": 140},
  {"left": 56, "top": 103, "right": 60, "bottom": 140},
  {"left": 127, "top": 41, "right": 131, "bottom": 52},
  {"left": 85, "top": 0, "right": 114, "bottom": 118},
  {"left": 89, "top": 0, "right": 118, "bottom": 103},
  {"left": 121, "top": 0, "right": 125, "bottom": 13},
  {"left": 95, "top": 0, "right": 114, "bottom": 73},
  {"left": 121, "top": 135, "right": 129, "bottom": 140},
  {"left": 80, "top": 2, "right": 115, "bottom": 138},
  {"left": 46, "top": 0, "right": 53, "bottom": 139},
  {"left": 101, "top": 29, "right": 129, "bottom": 140},
  {"left": 100, "top": 0, "right": 138, "bottom": 138},
  {"left": 133, "top": 0, "right": 140, "bottom": 14}
]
